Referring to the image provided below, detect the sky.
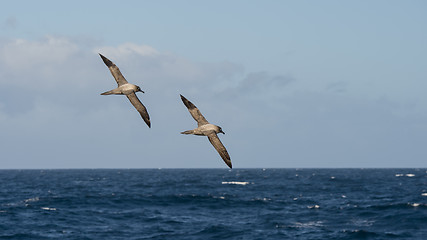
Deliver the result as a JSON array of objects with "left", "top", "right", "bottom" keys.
[{"left": 0, "top": 1, "right": 426, "bottom": 169}]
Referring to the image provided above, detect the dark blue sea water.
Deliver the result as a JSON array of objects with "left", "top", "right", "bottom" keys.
[{"left": 0, "top": 169, "right": 426, "bottom": 239}]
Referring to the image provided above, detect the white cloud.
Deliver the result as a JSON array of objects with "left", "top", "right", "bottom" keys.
[
  {"left": 0, "top": 36, "right": 88, "bottom": 91},
  {"left": 0, "top": 36, "right": 78, "bottom": 70},
  {"left": 96, "top": 42, "right": 158, "bottom": 58}
]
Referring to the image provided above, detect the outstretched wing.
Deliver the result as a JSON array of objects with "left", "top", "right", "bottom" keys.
[
  {"left": 99, "top": 53, "right": 128, "bottom": 86},
  {"left": 207, "top": 132, "right": 232, "bottom": 169},
  {"left": 180, "top": 95, "right": 209, "bottom": 127},
  {"left": 126, "top": 92, "right": 151, "bottom": 128}
]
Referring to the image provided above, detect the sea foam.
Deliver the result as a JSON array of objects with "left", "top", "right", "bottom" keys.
[{"left": 222, "top": 181, "right": 250, "bottom": 185}]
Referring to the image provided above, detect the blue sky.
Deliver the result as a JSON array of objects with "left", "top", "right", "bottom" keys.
[{"left": 0, "top": 1, "right": 426, "bottom": 168}]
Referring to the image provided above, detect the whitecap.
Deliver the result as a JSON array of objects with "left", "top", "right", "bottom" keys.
[
  {"left": 292, "top": 221, "right": 324, "bottom": 228},
  {"left": 410, "top": 203, "right": 420, "bottom": 207},
  {"left": 406, "top": 174, "right": 415, "bottom": 177},
  {"left": 41, "top": 207, "right": 56, "bottom": 211},
  {"left": 24, "top": 197, "right": 40, "bottom": 203},
  {"left": 395, "top": 174, "right": 404, "bottom": 177},
  {"left": 211, "top": 195, "right": 225, "bottom": 200},
  {"left": 276, "top": 221, "right": 324, "bottom": 229},
  {"left": 421, "top": 193, "right": 427, "bottom": 196},
  {"left": 307, "top": 205, "right": 320, "bottom": 209},
  {"left": 330, "top": 176, "right": 336, "bottom": 179},
  {"left": 221, "top": 181, "right": 250, "bottom": 185}
]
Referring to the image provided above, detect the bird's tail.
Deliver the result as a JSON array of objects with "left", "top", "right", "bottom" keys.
[
  {"left": 181, "top": 130, "right": 194, "bottom": 135},
  {"left": 101, "top": 89, "right": 121, "bottom": 95}
]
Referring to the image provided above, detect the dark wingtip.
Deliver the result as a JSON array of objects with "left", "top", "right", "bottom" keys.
[
  {"left": 227, "top": 162, "right": 233, "bottom": 169},
  {"left": 139, "top": 112, "right": 151, "bottom": 128},
  {"left": 98, "top": 53, "right": 106, "bottom": 60},
  {"left": 180, "top": 94, "right": 196, "bottom": 109},
  {"left": 99, "top": 53, "right": 113, "bottom": 67}
]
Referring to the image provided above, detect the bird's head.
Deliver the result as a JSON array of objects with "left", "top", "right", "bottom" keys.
[
  {"left": 136, "top": 86, "right": 145, "bottom": 93},
  {"left": 218, "top": 127, "right": 225, "bottom": 134}
]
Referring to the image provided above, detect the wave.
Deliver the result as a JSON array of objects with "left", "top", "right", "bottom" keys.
[
  {"left": 221, "top": 181, "right": 250, "bottom": 185},
  {"left": 24, "top": 197, "right": 40, "bottom": 203},
  {"left": 41, "top": 207, "right": 56, "bottom": 211},
  {"left": 409, "top": 203, "right": 427, "bottom": 207},
  {"left": 364, "top": 202, "right": 427, "bottom": 211},
  {"left": 395, "top": 173, "right": 416, "bottom": 177}
]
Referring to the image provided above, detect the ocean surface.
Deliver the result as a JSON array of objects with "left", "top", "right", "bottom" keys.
[{"left": 0, "top": 169, "right": 426, "bottom": 239}]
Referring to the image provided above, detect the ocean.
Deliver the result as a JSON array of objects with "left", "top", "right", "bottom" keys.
[{"left": 0, "top": 169, "right": 426, "bottom": 239}]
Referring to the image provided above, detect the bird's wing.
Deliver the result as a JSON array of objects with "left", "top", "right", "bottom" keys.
[
  {"left": 207, "top": 132, "right": 232, "bottom": 169},
  {"left": 126, "top": 93, "right": 151, "bottom": 128},
  {"left": 180, "top": 95, "right": 209, "bottom": 127},
  {"left": 99, "top": 53, "right": 128, "bottom": 86}
]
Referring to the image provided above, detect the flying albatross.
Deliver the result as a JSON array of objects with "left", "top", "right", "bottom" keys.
[
  {"left": 99, "top": 54, "right": 151, "bottom": 128},
  {"left": 180, "top": 94, "right": 232, "bottom": 168}
]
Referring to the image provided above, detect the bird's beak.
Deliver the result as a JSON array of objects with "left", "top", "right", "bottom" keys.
[
  {"left": 220, "top": 130, "right": 225, "bottom": 134},
  {"left": 140, "top": 89, "right": 145, "bottom": 93}
]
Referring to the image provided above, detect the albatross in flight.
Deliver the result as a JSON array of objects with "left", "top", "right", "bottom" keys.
[
  {"left": 180, "top": 95, "right": 232, "bottom": 169},
  {"left": 99, "top": 54, "right": 151, "bottom": 128}
]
